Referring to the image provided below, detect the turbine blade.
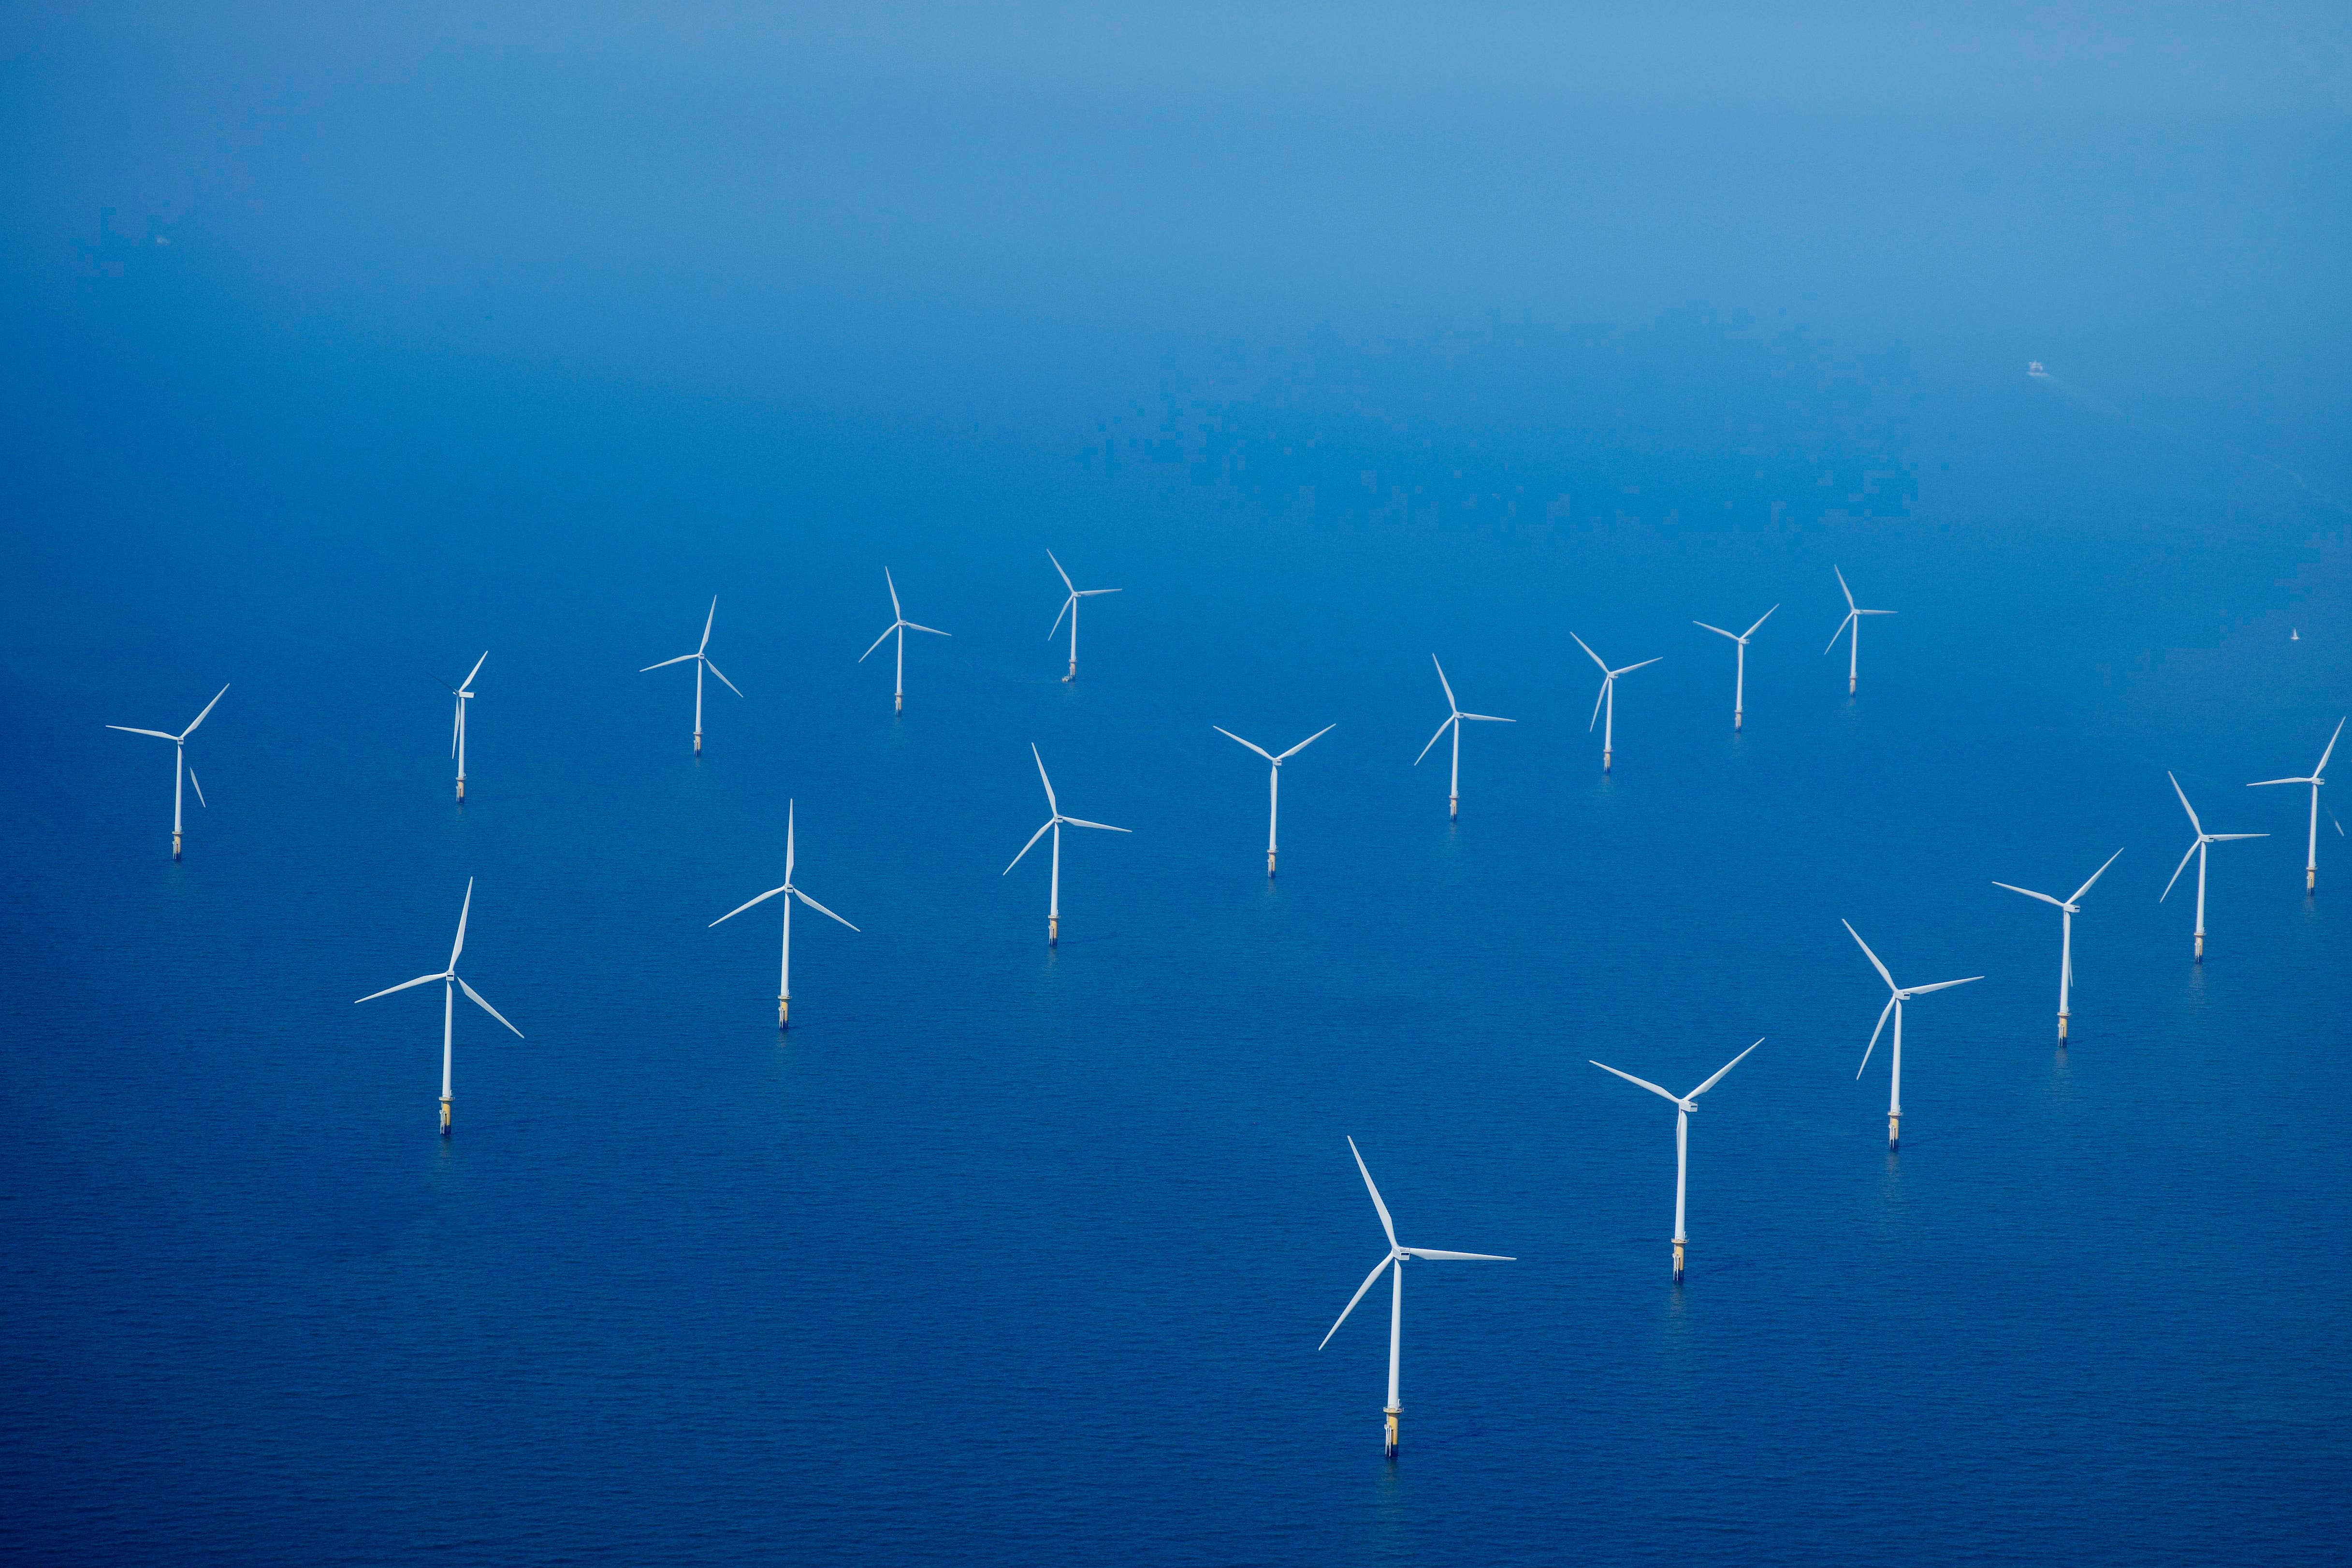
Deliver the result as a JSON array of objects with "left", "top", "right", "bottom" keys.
[
  {"left": 1833, "top": 564, "right": 1856, "bottom": 611},
  {"left": 902, "top": 622, "right": 950, "bottom": 637},
  {"left": 1823, "top": 610, "right": 1856, "bottom": 655},
  {"left": 2246, "top": 777, "right": 2308, "bottom": 788},
  {"left": 885, "top": 566, "right": 902, "bottom": 619},
  {"left": 456, "top": 975, "right": 524, "bottom": 1038},
  {"left": 1031, "top": 743, "right": 1057, "bottom": 813},
  {"left": 2317, "top": 716, "right": 2345, "bottom": 777},
  {"left": 1413, "top": 714, "right": 1455, "bottom": 766},
  {"left": 700, "top": 596, "right": 717, "bottom": 653},
  {"left": 1590, "top": 1060, "right": 1683, "bottom": 1105},
  {"left": 1742, "top": 604, "right": 1779, "bottom": 639},
  {"left": 1047, "top": 593, "right": 1074, "bottom": 641},
  {"left": 785, "top": 800, "right": 794, "bottom": 884},
  {"left": 1568, "top": 631, "right": 1610, "bottom": 674},
  {"left": 1459, "top": 713, "right": 1515, "bottom": 723},
  {"left": 1687, "top": 1038, "right": 1764, "bottom": 1099},
  {"left": 106, "top": 726, "right": 178, "bottom": 740},
  {"left": 450, "top": 878, "right": 473, "bottom": 969},
  {"left": 1693, "top": 621, "right": 1738, "bottom": 640},
  {"left": 1904, "top": 976, "right": 1983, "bottom": 995},
  {"left": 356, "top": 971, "right": 445, "bottom": 1004},
  {"left": 792, "top": 887, "right": 860, "bottom": 931},
  {"left": 1319, "top": 1253, "right": 1395, "bottom": 1350},
  {"left": 180, "top": 684, "right": 229, "bottom": 739},
  {"left": 1078, "top": 588, "right": 1122, "bottom": 597},
  {"left": 1274, "top": 723, "right": 1336, "bottom": 761},
  {"left": 1214, "top": 726, "right": 1279, "bottom": 763},
  {"left": 1843, "top": 919, "right": 1897, "bottom": 992},
  {"left": 1611, "top": 657, "right": 1663, "bottom": 677},
  {"left": 1347, "top": 1137, "right": 1398, "bottom": 1248},
  {"left": 451, "top": 697, "right": 462, "bottom": 757},
  {"left": 461, "top": 651, "right": 488, "bottom": 689},
  {"left": 1430, "top": 654, "right": 1458, "bottom": 713},
  {"left": 2066, "top": 848, "right": 2125, "bottom": 906},
  {"left": 710, "top": 886, "right": 788, "bottom": 926},
  {"left": 2160, "top": 838, "right": 2199, "bottom": 900},
  {"left": 2168, "top": 771, "right": 2203, "bottom": 836},
  {"left": 1590, "top": 677, "right": 1609, "bottom": 732},
  {"left": 187, "top": 768, "right": 206, "bottom": 809},
  {"left": 1059, "top": 816, "right": 1130, "bottom": 833},
  {"left": 1003, "top": 818, "right": 1054, "bottom": 874},
  {"left": 1046, "top": 549, "right": 1075, "bottom": 594},
  {"left": 703, "top": 659, "right": 743, "bottom": 698},
  {"left": 1397, "top": 1249, "right": 1513, "bottom": 1262},
  {"left": 640, "top": 653, "right": 697, "bottom": 671},
  {"left": 858, "top": 624, "right": 898, "bottom": 662},
  {"left": 1857, "top": 994, "right": 1896, "bottom": 1077},
  {"left": 2207, "top": 833, "right": 2268, "bottom": 842},
  {"left": 1991, "top": 881, "right": 2066, "bottom": 909}
]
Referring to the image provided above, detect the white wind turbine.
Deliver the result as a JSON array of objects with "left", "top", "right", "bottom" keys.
[
  {"left": 106, "top": 683, "right": 228, "bottom": 860},
  {"left": 1414, "top": 655, "right": 1514, "bottom": 820},
  {"left": 1213, "top": 723, "right": 1335, "bottom": 878},
  {"left": 1318, "top": 1137, "right": 1512, "bottom": 1459},
  {"left": 711, "top": 799, "right": 859, "bottom": 1028},
  {"left": 1569, "top": 632, "right": 1662, "bottom": 773},
  {"left": 355, "top": 877, "right": 523, "bottom": 1135},
  {"left": 859, "top": 568, "right": 949, "bottom": 713},
  {"left": 2162, "top": 772, "right": 2266, "bottom": 960},
  {"left": 1823, "top": 566, "right": 1895, "bottom": 695},
  {"left": 1693, "top": 605, "right": 1776, "bottom": 731},
  {"left": 1590, "top": 1040, "right": 1762, "bottom": 1283},
  {"left": 1005, "top": 744, "right": 1129, "bottom": 945},
  {"left": 1993, "top": 848, "right": 2122, "bottom": 1043},
  {"left": 640, "top": 596, "right": 741, "bottom": 755},
  {"left": 2249, "top": 717, "right": 2344, "bottom": 892},
  {"left": 1045, "top": 550, "right": 1120, "bottom": 682},
  {"left": 438, "top": 652, "right": 487, "bottom": 802},
  {"left": 1844, "top": 920, "right": 1981, "bottom": 1151}
]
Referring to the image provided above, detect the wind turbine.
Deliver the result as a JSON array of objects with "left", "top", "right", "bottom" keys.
[
  {"left": 1823, "top": 566, "right": 1895, "bottom": 695},
  {"left": 1993, "top": 849, "right": 2122, "bottom": 1043},
  {"left": 1569, "top": 632, "right": 1661, "bottom": 773},
  {"left": 639, "top": 596, "right": 741, "bottom": 755},
  {"left": 1693, "top": 606, "right": 1776, "bottom": 730},
  {"left": 1045, "top": 550, "right": 1120, "bottom": 682},
  {"left": 1844, "top": 920, "right": 1981, "bottom": 1151},
  {"left": 1318, "top": 1137, "right": 1511, "bottom": 1459},
  {"left": 355, "top": 877, "right": 523, "bottom": 1135},
  {"left": 1213, "top": 723, "right": 1334, "bottom": 878},
  {"left": 711, "top": 799, "right": 859, "bottom": 1028},
  {"left": 1414, "top": 655, "right": 1514, "bottom": 820},
  {"left": 2249, "top": 717, "right": 2344, "bottom": 892},
  {"left": 2162, "top": 772, "right": 2266, "bottom": 960},
  {"left": 1005, "top": 744, "right": 1129, "bottom": 945},
  {"left": 859, "top": 568, "right": 949, "bottom": 714},
  {"left": 106, "top": 683, "right": 228, "bottom": 860},
  {"left": 438, "top": 652, "right": 486, "bottom": 802},
  {"left": 1590, "top": 1040, "right": 1762, "bottom": 1282}
]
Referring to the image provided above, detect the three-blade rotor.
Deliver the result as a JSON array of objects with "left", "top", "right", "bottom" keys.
[
  {"left": 1004, "top": 743, "right": 1131, "bottom": 873},
  {"left": 353, "top": 877, "right": 525, "bottom": 1038},
  {"left": 860, "top": 568, "right": 952, "bottom": 660},
  {"left": 1569, "top": 633, "right": 1662, "bottom": 730},
  {"left": 640, "top": 597, "right": 743, "bottom": 696},
  {"left": 1045, "top": 550, "right": 1121, "bottom": 639},
  {"left": 1993, "top": 846, "right": 2124, "bottom": 917},
  {"left": 2162, "top": 772, "right": 2267, "bottom": 900},
  {"left": 107, "top": 683, "right": 229, "bottom": 808},
  {"left": 1694, "top": 605, "right": 1778, "bottom": 646},
  {"left": 1823, "top": 566, "right": 1895, "bottom": 653},
  {"left": 1591, "top": 1038, "right": 1762, "bottom": 1116},
  {"left": 1415, "top": 655, "right": 1514, "bottom": 763},
  {"left": 1214, "top": 723, "right": 1335, "bottom": 767},
  {"left": 1319, "top": 1136, "right": 1512, "bottom": 1350},
  {"left": 710, "top": 801, "right": 861, "bottom": 933},
  {"left": 1843, "top": 919, "right": 1980, "bottom": 1076}
]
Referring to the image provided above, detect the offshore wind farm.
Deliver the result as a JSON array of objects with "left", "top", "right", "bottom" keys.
[{"left": 7, "top": 5, "right": 2349, "bottom": 1567}]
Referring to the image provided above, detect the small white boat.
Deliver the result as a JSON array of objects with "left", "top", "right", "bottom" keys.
[{"left": 2026, "top": 361, "right": 2049, "bottom": 378}]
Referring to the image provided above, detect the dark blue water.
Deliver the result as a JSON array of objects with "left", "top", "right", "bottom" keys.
[{"left": 6, "top": 300, "right": 2352, "bottom": 1564}]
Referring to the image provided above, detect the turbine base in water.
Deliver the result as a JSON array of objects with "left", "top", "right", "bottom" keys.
[
  {"left": 1887, "top": 1112, "right": 1900, "bottom": 1152},
  {"left": 1047, "top": 915, "right": 1058, "bottom": 947},
  {"left": 2194, "top": 932, "right": 2205, "bottom": 961},
  {"left": 2057, "top": 1012, "right": 2069, "bottom": 1043},
  {"left": 2309, "top": 867, "right": 2318, "bottom": 892},
  {"left": 778, "top": 994, "right": 789, "bottom": 1029},
  {"left": 439, "top": 1096, "right": 452, "bottom": 1135},
  {"left": 1063, "top": 661, "right": 1075, "bottom": 683},
  {"left": 1447, "top": 795, "right": 1458, "bottom": 822},
  {"left": 1672, "top": 1238, "right": 1686, "bottom": 1283},
  {"left": 455, "top": 776, "right": 466, "bottom": 803},
  {"left": 1602, "top": 749, "right": 1612, "bottom": 774},
  {"left": 1734, "top": 711, "right": 1743, "bottom": 731},
  {"left": 172, "top": 831, "right": 183, "bottom": 861},
  {"left": 1383, "top": 1406, "right": 1400, "bottom": 1459},
  {"left": 1266, "top": 851, "right": 1277, "bottom": 879},
  {"left": 894, "top": 693, "right": 903, "bottom": 715},
  {"left": 693, "top": 730, "right": 703, "bottom": 756}
]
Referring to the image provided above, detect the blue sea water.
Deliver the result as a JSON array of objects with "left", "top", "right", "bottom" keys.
[{"left": 4, "top": 300, "right": 2349, "bottom": 1567}]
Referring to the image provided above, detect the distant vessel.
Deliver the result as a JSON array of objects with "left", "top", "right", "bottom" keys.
[
  {"left": 2292, "top": 628, "right": 2300, "bottom": 641},
  {"left": 2026, "top": 361, "right": 2049, "bottom": 379}
]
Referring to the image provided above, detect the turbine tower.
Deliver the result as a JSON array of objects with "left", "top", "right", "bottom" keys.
[
  {"left": 438, "top": 652, "right": 486, "bottom": 801},
  {"left": 1590, "top": 1040, "right": 1762, "bottom": 1282},
  {"left": 1213, "top": 723, "right": 1334, "bottom": 878},
  {"left": 1318, "top": 1137, "right": 1511, "bottom": 1459},
  {"left": 1993, "top": 849, "right": 2122, "bottom": 1042},
  {"left": 1843, "top": 920, "right": 1981, "bottom": 1151},
  {"left": 1569, "top": 632, "right": 1661, "bottom": 773},
  {"left": 2249, "top": 717, "right": 2343, "bottom": 892},
  {"left": 2162, "top": 772, "right": 2265, "bottom": 960},
  {"left": 1414, "top": 655, "right": 1514, "bottom": 820},
  {"left": 1005, "top": 744, "right": 1129, "bottom": 945},
  {"left": 859, "top": 568, "right": 949, "bottom": 714},
  {"left": 1693, "top": 606, "right": 1776, "bottom": 730},
  {"left": 1823, "top": 566, "right": 1894, "bottom": 695},
  {"left": 1045, "top": 551, "right": 1120, "bottom": 682},
  {"left": 711, "top": 800, "right": 859, "bottom": 1028},
  {"left": 106, "top": 683, "right": 228, "bottom": 860},
  {"left": 640, "top": 597, "right": 741, "bottom": 755},
  {"left": 355, "top": 877, "right": 524, "bottom": 1134}
]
